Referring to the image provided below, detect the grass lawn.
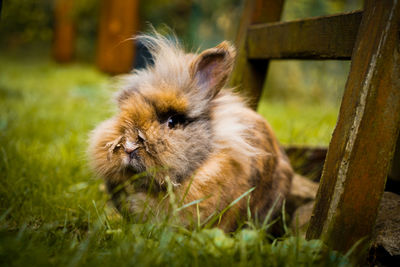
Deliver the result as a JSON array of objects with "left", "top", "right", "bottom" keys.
[
  {"left": 0, "top": 54, "right": 350, "bottom": 266},
  {"left": 258, "top": 100, "right": 338, "bottom": 146}
]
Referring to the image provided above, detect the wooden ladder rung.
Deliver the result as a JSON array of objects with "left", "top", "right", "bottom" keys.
[{"left": 247, "top": 11, "right": 362, "bottom": 60}]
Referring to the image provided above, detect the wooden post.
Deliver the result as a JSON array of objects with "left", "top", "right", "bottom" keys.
[
  {"left": 229, "top": 0, "right": 285, "bottom": 109},
  {"left": 306, "top": 0, "right": 400, "bottom": 258},
  {"left": 96, "top": 0, "right": 139, "bottom": 74},
  {"left": 247, "top": 11, "right": 362, "bottom": 60},
  {"left": 53, "top": 0, "right": 76, "bottom": 63}
]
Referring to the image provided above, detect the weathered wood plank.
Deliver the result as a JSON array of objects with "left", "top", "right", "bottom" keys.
[
  {"left": 247, "top": 11, "right": 362, "bottom": 60},
  {"left": 96, "top": 0, "right": 139, "bottom": 74},
  {"left": 229, "top": 0, "right": 284, "bottom": 109},
  {"left": 306, "top": 0, "right": 400, "bottom": 257}
]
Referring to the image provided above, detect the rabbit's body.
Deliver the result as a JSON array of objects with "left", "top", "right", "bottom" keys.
[{"left": 88, "top": 34, "right": 293, "bottom": 231}]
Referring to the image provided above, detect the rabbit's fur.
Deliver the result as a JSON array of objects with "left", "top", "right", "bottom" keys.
[{"left": 88, "top": 34, "right": 293, "bottom": 231}]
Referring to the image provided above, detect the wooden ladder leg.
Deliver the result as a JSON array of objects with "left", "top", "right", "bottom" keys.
[
  {"left": 96, "top": 0, "right": 139, "bottom": 74},
  {"left": 229, "top": 0, "right": 284, "bottom": 109},
  {"left": 306, "top": 0, "right": 400, "bottom": 258},
  {"left": 53, "top": 0, "right": 76, "bottom": 63}
]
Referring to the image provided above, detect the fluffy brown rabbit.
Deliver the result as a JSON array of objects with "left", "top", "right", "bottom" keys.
[{"left": 88, "top": 33, "right": 293, "bottom": 231}]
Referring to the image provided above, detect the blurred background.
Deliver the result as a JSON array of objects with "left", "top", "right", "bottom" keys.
[
  {"left": 0, "top": 0, "right": 363, "bottom": 142},
  {"left": 0, "top": 0, "right": 363, "bottom": 60},
  {"left": 0, "top": 0, "right": 364, "bottom": 183}
]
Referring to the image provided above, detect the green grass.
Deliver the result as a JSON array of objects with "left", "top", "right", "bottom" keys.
[
  {"left": 258, "top": 100, "right": 338, "bottom": 146},
  {"left": 0, "top": 54, "right": 350, "bottom": 266}
]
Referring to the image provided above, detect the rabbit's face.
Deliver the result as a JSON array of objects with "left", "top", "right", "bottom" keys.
[
  {"left": 89, "top": 39, "right": 236, "bottom": 188},
  {"left": 109, "top": 87, "right": 214, "bottom": 186}
]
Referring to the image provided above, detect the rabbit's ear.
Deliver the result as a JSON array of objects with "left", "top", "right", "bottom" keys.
[{"left": 190, "top": 41, "right": 236, "bottom": 98}]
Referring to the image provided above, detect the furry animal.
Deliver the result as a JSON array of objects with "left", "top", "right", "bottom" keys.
[{"left": 88, "top": 34, "right": 293, "bottom": 231}]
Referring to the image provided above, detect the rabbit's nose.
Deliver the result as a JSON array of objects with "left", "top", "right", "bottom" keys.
[{"left": 124, "top": 141, "right": 139, "bottom": 157}]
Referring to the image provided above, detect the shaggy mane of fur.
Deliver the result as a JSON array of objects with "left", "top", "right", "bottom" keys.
[
  {"left": 117, "top": 33, "right": 264, "bottom": 166},
  {"left": 118, "top": 33, "right": 194, "bottom": 97},
  {"left": 88, "top": 32, "right": 293, "bottom": 231}
]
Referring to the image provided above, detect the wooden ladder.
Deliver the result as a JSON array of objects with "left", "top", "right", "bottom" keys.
[{"left": 231, "top": 0, "right": 400, "bottom": 257}]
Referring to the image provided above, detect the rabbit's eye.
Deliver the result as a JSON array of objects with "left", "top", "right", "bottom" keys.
[
  {"left": 167, "top": 114, "right": 186, "bottom": 129},
  {"left": 137, "top": 130, "right": 146, "bottom": 142}
]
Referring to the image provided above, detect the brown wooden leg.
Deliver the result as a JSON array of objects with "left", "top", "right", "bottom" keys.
[
  {"left": 53, "top": 0, "right": 76, "bottom": 63},
  {"left": 306, "top": 0, "right": 400, "bottom": 259},
  {"left": 96, "top": 0, "right": 139, "bottom": 74},
  {"left": 229, "top": 0, "right": 284, "bottom": 109}
]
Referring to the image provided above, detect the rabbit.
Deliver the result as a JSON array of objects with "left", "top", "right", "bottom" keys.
[{"left": 88, "top": 33, "right": 293, "bottom": 231}]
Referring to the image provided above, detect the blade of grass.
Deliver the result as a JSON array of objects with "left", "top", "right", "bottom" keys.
[{"left": 205, "top": 187, "right": 255, "bottom": 229}]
